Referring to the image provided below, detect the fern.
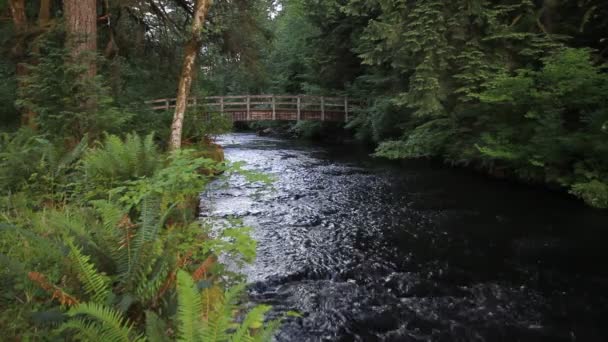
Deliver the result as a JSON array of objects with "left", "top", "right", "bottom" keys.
[
  {"left": 252, "top": 317, "right": 284, "bottom": 342},
  {"left": 230, "top": 305, "right": 272, "bottom": 342},
  {"left": 145, "top": 311, "right": 170, "bottom": 342},
  {"left": 83, "top": 133, "right": 161, "bottom": 192},
  {"left": 60, "top": 318, "right": 109, "bottom": 341},
  {"left": 55, "top": 135, "right": 88, "bottom": 175},
  {"left": 176, "top": 270, "right": 204, "bottom": 342},
  {"left": 63, "top": 302, "right": 143, "bottom": 342},
  {"left": 201, "top": 284, "right": 247, "bottom": 342},
  {"left": 68, "top": 241, "right": 111, "bottom": 304},
  {"left": 119, "top": 195, "right": 169, "bottom": 292}
]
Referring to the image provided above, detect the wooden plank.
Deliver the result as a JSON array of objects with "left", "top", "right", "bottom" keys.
[
  {"left": 220, "top": 102, "right": 248, "bottom": 105},
  {"left": 272, "top": 96, "right": 276, "bottom": 120},
  {"left": 146, "top": 98, "right": 169, "bottom": 104}
]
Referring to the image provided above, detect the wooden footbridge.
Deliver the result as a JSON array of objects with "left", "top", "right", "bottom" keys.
[{"left": 147, "top": 95, "right": 361, "bottom": 122}]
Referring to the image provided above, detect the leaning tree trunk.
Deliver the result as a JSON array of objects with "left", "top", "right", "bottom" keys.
[
  {"left": 169, "top": 0, "right": 212, "bottom": 151},
  {"left": 64, "top": 0, "right": 97, "bottom": 79}
]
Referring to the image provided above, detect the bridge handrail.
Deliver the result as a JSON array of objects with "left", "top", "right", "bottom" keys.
[{"left": 146, "top": 94, "right": 365, "bottom": 122}]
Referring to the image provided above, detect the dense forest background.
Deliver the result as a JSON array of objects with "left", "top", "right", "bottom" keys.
[
  {"left": 5, "top": 0, "right": 607, "bottom": 208},
  {"left": 221, "top": 0, "right": 608, "bottom": 211},
  {"left": 250, "top": 0, "right": 608, "bottom": 209}
]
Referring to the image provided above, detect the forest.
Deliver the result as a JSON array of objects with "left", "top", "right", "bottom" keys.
[{"left": 1, "top": 0, "right": 608, "bottom": 341}]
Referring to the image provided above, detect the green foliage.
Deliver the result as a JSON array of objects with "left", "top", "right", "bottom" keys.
[
  {"left": 175, "top": 270, "right": 281, "bottom": 342},
  {"left": 267, "top": 0, "right": 608, "bottom": 208},
  {"left": 570, "top": 180, "right": 608, "bottom": 208},
  {"left": 0, "top": 130, "right": 282, "bottom": 339},
  {"left": 83, "top": 133, "right": 160, "bottom": 193},
  {"left": 0, "top": 128, "right": 87, "bottom": 204},
  {"left": 182, "top": 111, "right": 233, "bottom": 143},
  {"left": 374, "top": 119, "right": 455, "bottom": 159},
  {"left": 176, "top": 270, "right": 203, "bottom": 341},
  {"left": 291, "top": 120, "right": 323, "bottom": 139},
  {"left": 472, "top": 48, "right": 608, "bottom": 206},
  {"left": 68, "top": 241, "right": 111, "bottom": 305},
  {"left": 62, "top": 302, "right": 143, "bottom": 342},
  {"left": 16, "top": 29, "right": 132, "bottom": 140}
]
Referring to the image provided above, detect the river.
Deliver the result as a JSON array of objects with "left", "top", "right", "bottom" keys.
[{"left": 201, "top": 133, "right": 608, "bottom": 342}]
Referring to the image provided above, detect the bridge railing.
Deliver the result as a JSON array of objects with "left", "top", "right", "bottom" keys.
[{"left": 146, "top": 95, "right": 364, "bottom": 122}]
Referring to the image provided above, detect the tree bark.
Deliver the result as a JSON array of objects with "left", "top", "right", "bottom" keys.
[
  {"left": 64, "top": 0, "right": 98, "bottom": 78},
  {"left": 8, "top": 0, "right": 27, "bottom": 31},
  {"left": 8, "top": 0, "right": 35, "bottom": 127},
  {"left": 169, "top": 0, "right": 211, "bottom": 151},
  {"left": 38, "top": 0, "right": 51, "bottom": 26},
  {"left": 8, "top": 0, "right": 26, "bottom": 58}
]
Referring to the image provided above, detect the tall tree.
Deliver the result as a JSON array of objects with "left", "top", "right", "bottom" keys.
[
  {"left": 64, "top": 0, "right": 97, "bottom": 78},
  {"left": 7, "top": 0, "right": 32, "bottom": 126},
  {"left": 38, "top": 0, "right": 51, "bottom": 26},
  {"left": 170, "top": 0, "right": 212, "bottom": 150}
]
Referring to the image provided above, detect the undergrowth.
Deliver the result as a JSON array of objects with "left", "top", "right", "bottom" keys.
[{"left": 0, "top": 131, "right": 283, "bottom": 341}]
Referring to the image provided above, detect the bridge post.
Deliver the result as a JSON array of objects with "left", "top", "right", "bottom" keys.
[
  {"left": 344, "top": 97, "right": 349, "bottom": 122},
  {"left": 321, "top": 96, "right": 325, "bottom": 121},
  {"left": 220, "top": 97, "right": 224, "bottom": 113},
  {"left": 272, "top": 95, "right": 276, "bottom": 120},
  {"left": 165, "top": 99, "right": 170, "bottom": 111},
  {"left": 246, "top": 95, "right": 251, "bottom": 121},
  {"left": 297, "top": 96, "right": 301, "bottom": 121}
]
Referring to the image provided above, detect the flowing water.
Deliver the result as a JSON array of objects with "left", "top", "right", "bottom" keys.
[{"left": 201, "top": 133, "right": 608, "bottom": 342}]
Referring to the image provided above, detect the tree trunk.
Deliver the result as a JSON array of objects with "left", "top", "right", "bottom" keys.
[
  {"left": 8, "top": 0, "right": 27, "bottom": 31},
  {"left": 38, "top": 0, "right": 51, "bottom": 26},
  {"left": 8, "top": 0, "right": 27, "bottom": 59},
  {"left": 8, "top": 0, "right": 35, "bottom": 127},
  {"left": 169, "top": 0, "right": 211, "bottom": 151},
  {"left": 541, "top": 0, "right": 560, "bottom": 34},
  {"left": 64, "top": 0, "right": 97, "bottom": 78}
]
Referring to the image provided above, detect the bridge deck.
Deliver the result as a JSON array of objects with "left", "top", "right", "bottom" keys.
[{"left": 146, "top": 95, "right": 361, "bottom": 122}]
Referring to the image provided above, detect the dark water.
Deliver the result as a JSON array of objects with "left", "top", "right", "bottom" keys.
[{"left": 202, "top": 133, "right": 608, "bottom": 342}]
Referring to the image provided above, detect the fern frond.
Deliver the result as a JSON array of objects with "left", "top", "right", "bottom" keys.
[
  {"left": 201, "top": 284, "right": 247, "bottom": 342},
  {"left": 28, "top": 271, "right": 80, "bottom": 306},
  {"left": 68, "top": 241, "right": 111, "bottom": 304},
  {"left": 230, "top": 305, "right": 272, "bottom": 342},
  {"left": 66, "top": 302, "right": 141, "bottom": 342},
  {"left": 252, "top": 317, "right": 283, "bottom": 342},
  {"left": 57, "top": 135, "right": 88, "bottom": 173},
  {"left": 176, "top": 270, "right": 203, "bottom": 342},
  {"left": 59, "top": 318, "right": 107, "bottom": 341},
  {"left": 119, "top": 196, "right": 175, "bottom": 292},
  {"left": 145, "top": 310, "right": 170, "bottom": 342},
  {"left": 135, "top": 246, "right": 171, "bottom": 302},
  {"left": 92, "top": 200, "right": 128, "bottom": 233},
  {"left": 140, "top": 195, "right": 162, "bottom": 243},
  {"left": 83, "top": 133, "right": 160, "bottom": 186}
]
